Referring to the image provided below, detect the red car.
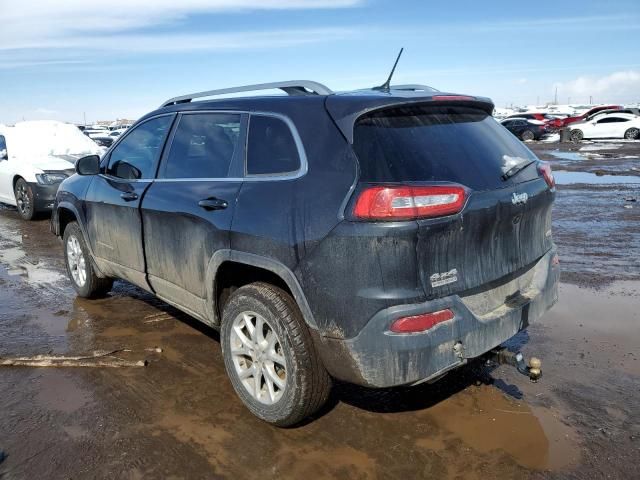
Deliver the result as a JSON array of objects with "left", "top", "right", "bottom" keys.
[
  {"left": 561, "top": 105, "right": 623, "bottom": 127},
  {"left": 505, "top": 113, "right": 563, "bottom": 130}
]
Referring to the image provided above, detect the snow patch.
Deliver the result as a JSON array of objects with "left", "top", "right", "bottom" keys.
[
  {"left": 580, "top": 144, "right": 622, "bottom": 151},
  {"left": 0, "top": 120, "right": 101, "bottom": 160}
]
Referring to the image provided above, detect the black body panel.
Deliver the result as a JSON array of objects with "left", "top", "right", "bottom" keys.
[
  {"left": 142, "top": 180, "right": 242, "bottom": 299},
  {"left": 84, "top": 175, "right": 152, "bottom": 289}
]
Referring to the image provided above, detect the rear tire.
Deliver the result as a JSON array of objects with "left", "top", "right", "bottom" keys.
[
  {"left": 63, "top": 222, "right": 113, "bottom": 298},
  {"left": 521, "top": 130, "right": 535, "bottom": 141},
  {"left": 14, "top": 178, "right": 35, "bottom": 220},
  {"left": 624, "top": 128, "right": 639, "bottom": 140},
  {"left": 221, "top": 282, "right": 331, "bottom": 427},
  {"left": 570, "top": 129, "right": 584, "bottom": 143}
]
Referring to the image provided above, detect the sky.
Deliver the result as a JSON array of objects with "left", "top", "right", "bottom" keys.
[{"left": 1, "top": 0, "right": 639, "bottom": 124}]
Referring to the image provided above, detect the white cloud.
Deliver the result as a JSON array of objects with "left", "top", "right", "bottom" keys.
[
  {"left": 0, "top": 28, "right": 357, "bottom": 53},
  {"left": 554, "top": 71, "right": 640, "bottom": 103},
  {"left": 0, "top": 0, "right": 362, "bottom": 50},
  {"left": 0, "top": 59, "right": 90, "bottom": 69},
  {"left": 34, "top": 108, "right": 58, "bottom": 115}
]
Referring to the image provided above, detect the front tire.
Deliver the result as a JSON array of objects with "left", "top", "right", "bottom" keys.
[
  {"left": 570, "top": 129, "right": 584, "bottom": 143},
  {"left": 14, "top": 178, "right": 35, "bottom": 220},
  {"left": 221, "top": 282, "right": 331, "bottom": 427},
  {"left": 521, "top": 130, "right": 535, "bottom": 141},
  {"left": 63, "top": 222, "right": 113, "bottom": 298},
  {"left": 624, "top": 128, "right": 639, "bottom": 140}
]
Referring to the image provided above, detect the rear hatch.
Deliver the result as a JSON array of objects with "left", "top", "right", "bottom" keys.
[{"left": 349, "top": 103, "right": 554, "bottom": 299}]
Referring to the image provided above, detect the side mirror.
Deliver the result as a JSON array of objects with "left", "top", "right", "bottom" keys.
[
  {"left": 76, "top": 155, "right": 101, "bottom": 175},
  {"left": 0, "top": 149, "right": 7, "bottom": 161}
]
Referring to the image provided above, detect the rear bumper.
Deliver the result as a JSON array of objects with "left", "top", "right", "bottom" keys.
[
  {"left": 28, "top": 182, "right": 59, "bottom": 212},
  {"left": 316, "top": 247, "right": 559, "bottom": 388}
]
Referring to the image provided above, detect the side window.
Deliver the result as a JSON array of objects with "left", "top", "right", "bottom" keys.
[
  {"left": 106, "top": 116, "right": 172, "bottom": 180},
  {"left": 597, "top": 117, "right": 628, "bottom": 124},
  {"left": 0, "top": 135, "right": 7, "bottom": 157},
  {"left": 246, "top": 115, "right": 300, "bottom": 176},
  {"left": 162, "top": 113, "right": 241, "bottom": 179},
  {"left": 502, "top": 121, "right": 512, "bottom": 127}
]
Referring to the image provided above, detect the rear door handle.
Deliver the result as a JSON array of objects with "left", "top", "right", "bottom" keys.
[
  {"left": 120, "top": 192, "right": 138, "bottom": 201},
  {"left": 198, "top": 198, "right": 228, "bottom": 211}
]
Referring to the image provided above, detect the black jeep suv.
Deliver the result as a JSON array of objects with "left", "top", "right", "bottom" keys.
[{"left": 51, "top": 81, "right": 559, "bottom": 426}]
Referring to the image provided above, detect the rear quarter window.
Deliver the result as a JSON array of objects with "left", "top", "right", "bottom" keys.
[
  {"left": 353, "top": 105, "right": 539, "bottom": 190},
  {"left": 246, "top": 115, "right": 300, "bottom": 176}
]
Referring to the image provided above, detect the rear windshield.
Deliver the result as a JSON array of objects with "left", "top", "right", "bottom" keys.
[{"left": 353, "top": 105, "right": 539, "bottom": 190}]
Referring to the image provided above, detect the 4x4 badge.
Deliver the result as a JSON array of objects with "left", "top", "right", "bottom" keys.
[
  {"left": 430, "top": 269, "right": 458, "bottom": 287},
  {"left": 511, "top": 192, "right": 528, "bottom": 205}
]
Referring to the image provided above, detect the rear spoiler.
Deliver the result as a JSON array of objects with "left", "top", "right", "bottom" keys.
[{"left": 325, "top": 94, "right": 495, "bottom": 144}]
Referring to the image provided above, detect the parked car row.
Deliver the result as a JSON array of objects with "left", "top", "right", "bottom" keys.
[
  {"left": 500, "top": 104, "right": 640, "bottom": 142},
  {"left": 81, "top": 124, "right": 132, "bottom": 148},
  {"left": 561, "top": 105, "right": 623, "bottom": 127},
  {"left": 504, "top": 113, "right": 564, "bottom": 130}
]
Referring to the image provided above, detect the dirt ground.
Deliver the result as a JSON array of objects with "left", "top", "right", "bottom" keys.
[{"left": 0, "top": 141, "right": 639, "bottom": 479}]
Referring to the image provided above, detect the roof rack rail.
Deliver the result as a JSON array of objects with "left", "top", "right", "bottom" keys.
[
  {"left": 390, "top": 84, "right": 439, "bottom": 92},
  {"left": 160, "top": 80, "right": 333, "bottom": 107}
]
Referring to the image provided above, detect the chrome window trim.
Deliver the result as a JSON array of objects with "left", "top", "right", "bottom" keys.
[
  {"left": 153, "top": 110, "right": 307, "bottom": 183},
  {"left": 101, "top": 112, "right": 176, "bottom": 182},
  {"left": 157, "top": 111, "right": 245, "bottom": 181},
  {"left": 244, "top": 112, "right": 307, "bottom": 179}
]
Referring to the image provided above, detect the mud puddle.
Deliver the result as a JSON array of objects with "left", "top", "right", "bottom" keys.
[
  {"left": 554, "top": 170, "right": 640, "bottom": 185},
  {"left": 550, "top": 183, "right": 640, "bottom": 286},
  {"left": 548, "top": 150, "right": 584, "bottom": 161},
  {"left": 538, "top": 281, "right": 640, "bottom": 376},
  {"left": 531, "top": 141, "right": 640, "bottom": 178}
]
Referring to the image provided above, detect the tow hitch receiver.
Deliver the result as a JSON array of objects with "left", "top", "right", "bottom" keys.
[{"left": 486, "top": 348, "right": 542, "bottom": 382}]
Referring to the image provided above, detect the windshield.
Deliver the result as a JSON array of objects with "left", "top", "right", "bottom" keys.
[{"left": 353, "top": 105, "right": 539, "bottom": 190}]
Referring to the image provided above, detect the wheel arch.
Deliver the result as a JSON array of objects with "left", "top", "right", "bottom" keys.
[
  {"left": 12, "top": 174, "right": 23, "bottom": 189},
  {"left": 54, "top": 201, "right": 106, "bottom": 278},
  {"left": 206, "top": 250, "right": 317, "bottom": 331}
]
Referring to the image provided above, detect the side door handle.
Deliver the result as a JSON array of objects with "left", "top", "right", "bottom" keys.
[
  {"left": 198, "top": 198, "right": 228, "bottom": 211},
  {"left": 120, "top": 192, "right": 138, "bottom": 201}
]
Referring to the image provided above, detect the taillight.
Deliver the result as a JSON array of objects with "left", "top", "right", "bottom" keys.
[
  {"left": 537, "top": 162, "right": 555, "bottom": 189},
  {"left": 390, "top": 309, "right": 454, "bottom": 334},
  {"left": 353, "top": 185, "right": 467, "bottom": 220}
]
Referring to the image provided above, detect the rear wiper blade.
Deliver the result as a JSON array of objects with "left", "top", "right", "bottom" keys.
[{"left": 502, "top": 159, "right": 536, "bottom": 181}]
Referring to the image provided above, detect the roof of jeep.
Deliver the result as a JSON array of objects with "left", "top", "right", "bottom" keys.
[{"left": 144, "top": 88, "right": 495, "bottom": 143}]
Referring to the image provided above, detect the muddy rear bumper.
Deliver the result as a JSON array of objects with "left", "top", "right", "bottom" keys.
[{"left": 316, "top": 247, "right": 559, "bottom": 388}]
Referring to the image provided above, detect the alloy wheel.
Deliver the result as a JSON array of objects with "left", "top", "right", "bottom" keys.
[
  {"left": 624, "top": 128, "right": 639, "bottom": 140},
  {"left": 230, "top": 311, "right": 287, "bottom": 405},
  {"left": 66, "top": 235, "right": 87, "bottom": 287},
  {"left": 15, "top": 183, "right": 31, "bottom": 216}
]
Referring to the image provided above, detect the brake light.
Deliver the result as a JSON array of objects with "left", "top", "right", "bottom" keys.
[
  {"left": 537, "top": 162, "right": 555, "bottom": 189},
  {"left": 390, "top": 309, "right": 454, "bottom": 333},
  {"left": 353, "top": 185, "right": 467, "bottom": 220},
  {"left": 432, "top": 95, "right": 476, "bottom": 102}
]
